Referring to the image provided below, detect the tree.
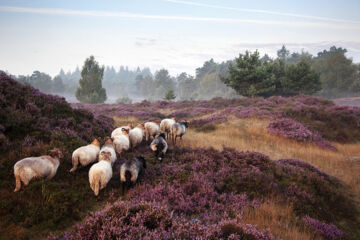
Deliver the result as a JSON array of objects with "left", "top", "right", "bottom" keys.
[
  {"left": 313, "top": 46, "right": 358, "bottom": 97},
  {"left": 29, "top": 71, "right": 53, "bottom": 93},
  {"left": 283, "top": 59, "right": 321, "bottom": 96},
  {"left": 154, "top": 69, "right": 176, "bottom": 99},
  {"left": 221, "top": 50, "right": 321, "bottom": 97},
  {"left": 177, "top": 72, "right": 198, "bottom": 100},
  {"left": 76, "top": 56, "right": 107, "bottom": 103},
  {"left": 277, "top": 45, "right": 290, "bottom": 61},
  {"left": 221, "top": 51, "right": 276, "bottom": 97},
  {"left": 52, "top": 76, "right": 65, "bottom": 93},
  {"left": 164, "top": 90, "right": 176, "bottom": 101}
]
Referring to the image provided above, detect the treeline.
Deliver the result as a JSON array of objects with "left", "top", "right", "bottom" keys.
[{"left": 5, "top": 45, "right": 360, "bottom": 102}]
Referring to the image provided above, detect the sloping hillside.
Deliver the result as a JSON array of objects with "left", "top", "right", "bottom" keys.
[{"left": 0, "top": 73, "right": 116, "bottom": 239}]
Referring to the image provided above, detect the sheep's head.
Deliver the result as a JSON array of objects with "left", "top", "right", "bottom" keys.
[
  {"left": 104, "top": 137, "right": 113, "bottom": 146},
  {"left": 99, "top": 151, "right": 111, "bottom": 162},
  {"left": 49, "top": 148, "right": 63, "bottom": 159},
  {"left": 137, "top": 123, "right": 145, "bottom": 129},
  {"left": 181, "top": 120, "right": 189, "bottom": 128},
  {"left": 128, "top": 124, "right": 134, "bottom": 129},
  {"left": 121, "top": 128, "right": 130, "bottom": 135},
  {"left": 91, "top": 138, "right": 101, "bottom": 147},
  {"left": 153, "top": 119, "right": 161, "bottom": 125}
]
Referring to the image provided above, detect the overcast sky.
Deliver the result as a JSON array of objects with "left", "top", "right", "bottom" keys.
[{"left": 1, "top": 0, "right": 360, "bottom": 77}]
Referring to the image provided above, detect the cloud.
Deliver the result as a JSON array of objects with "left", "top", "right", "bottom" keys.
[
  {"left": 0, "top": 6, "right": 359, "bottom": 30},
  {"left": 165, "top": 0, "right": 360, "bottom": 24}
]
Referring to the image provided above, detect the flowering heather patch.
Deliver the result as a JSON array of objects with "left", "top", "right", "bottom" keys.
[
  {"left": 302, "top": 216, "right": 344, "bottom": 239},
  {"left": 267, "top": 118, "right": 337, "bottom": 150},
  {"left": 52, "top": 201, "right": 275, "bottom": 240},
  {"left": 0, "top": 73, "right": 116, "bottom": 238},
  {"left": 0, "top": 73, "right": 113, "bottom": 153},
  {"left": 72, "top": 101, "right": 165, "bottom": 121},
  {"left": 284, "top": 105, "right": 360, "bottom": 143},
  {"left": 54, "top": 147, "right": 358, "bottom": 239}
]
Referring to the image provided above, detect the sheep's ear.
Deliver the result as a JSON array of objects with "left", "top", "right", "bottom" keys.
[{"left": 49, "top": 148, "right": 61, "bottom": 158}]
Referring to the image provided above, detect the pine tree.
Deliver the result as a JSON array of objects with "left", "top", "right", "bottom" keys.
[
  {"left": 164, "top": 90, "right": 176, "bottom": 101},
  {"left": 76, "top": 56, "right": 107, "bottom": 103}
]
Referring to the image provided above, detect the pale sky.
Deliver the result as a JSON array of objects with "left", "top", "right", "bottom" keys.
[{"left": 0, "top": 0, "right": 360, "bottom": 77}]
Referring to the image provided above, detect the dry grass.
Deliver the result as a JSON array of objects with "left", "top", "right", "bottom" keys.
[
  {"left": 113, "top": 116, "right": 140, "bottom": 127},
  {"left": 113, "top": 115, "right": 359, "bottom": 239},
  {"left": 180, "top": 118, "right": 360, "bottom": 200},
  {"left": 242, "top": 198, "right": 323, "bottom": 240}
]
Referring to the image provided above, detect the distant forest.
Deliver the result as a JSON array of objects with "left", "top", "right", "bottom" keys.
[{"left": 4, "top": 45, "right": 360, "bottom": 102}]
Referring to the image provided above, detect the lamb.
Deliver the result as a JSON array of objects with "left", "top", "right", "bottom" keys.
[
  {"left": 150, "top": 133, "right": 168, "bottom": 161},
  {"left": 88, "top": 151, "right": 113, "bottom": 196},
  {"left": 171, "top": 121, "right": 189, "bottom": 145},
  {"left": 113, "top": 128, "right": 130, "bottom": 156},
  {"left": 70, "top": 138, "right": 100, "bottom": 172},
  {"left": 129, "top": 123, "right": 144, "bottom": 149},
  {"left": 99, "top": 138, "right": 117, "bottom": 165},
  {"left": 160, "top": 117, "right": 176, "bottom": 139},
  {"left": 120, "top": 156, "right": 146, "bottom": 191},
  {"left": 111, "top": 125, "right": 132, "bottom": 139},
  {"left": 144, "top": 121, "right": 160, "bottom": 141},
  {"left": 14, "top": 148, "right": 63, "bottom": 192}
]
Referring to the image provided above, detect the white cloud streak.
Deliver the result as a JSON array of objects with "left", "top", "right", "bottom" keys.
[
  {"left": 165, "top": 0, "right": 360, "bottom": 25},
  {"left": 0, "top": 6, "right": 360, "bottom": 30}
]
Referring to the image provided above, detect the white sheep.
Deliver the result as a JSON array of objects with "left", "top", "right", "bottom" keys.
[
  {"left": 120, "top": 156, "right": 146, "bottom": 191},
  {"left": 171, "top": 121, "right": 189, "bottom": 145},
  {"left": 144, "top": 121, "right": 160, "bottom": 141},
  {"left": 14, "top": 148, "right": 63, "bottom": 192},
  {"left": 113, "top": 128, "right": 130, "bottom": 156},
  {"left": 70, "top": 138, "right": 101, "bottom": 172},
  {"left": 99, "top": 138, "right": 117, "bottom": 165},
  {"left": 88, "top": 151, "right": 113, "bottom": 196},
  {"left": 150, "top": 133, "right": 168, "bottom": 161},
  {"left": 111, "top": 125, "right": 132, "bottom": 139},
  {"left": 160, "top": 118, "right": 176, "bottom": 139},
  {"left": 129, "top": 123, "right": 144, "bottom": 149}
]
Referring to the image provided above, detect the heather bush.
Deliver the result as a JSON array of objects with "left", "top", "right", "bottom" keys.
[
  {"left": 50, "top": 201, "right": 276, "bottom": 240},
  {"left": 284, "top": 105, "right": 360, "bottom": 143},
  {"left": 302, "top": 216, "right": 344, "bottom": 239},
  {"left": 0, "top": 73, "right": 116, "bottom": 238},
  {"left": 267, "top": 118, "right": 337, "bottom": 150},
  {"left": 54, "top": 147, "right": 358, "bottom": 239}
]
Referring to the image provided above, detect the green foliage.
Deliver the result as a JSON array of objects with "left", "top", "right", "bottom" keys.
[
  {"left": 313, "top": 46, "right": 358, "bottom": 98},
  {"left": 221, "top": 50, "right": 321, "bottom": 97},
  {"left": 163, "top": 89, "right": 176, "bottom": 101},
  {"left": 76, "top": 56, "right": 107, "bottom": 103}
]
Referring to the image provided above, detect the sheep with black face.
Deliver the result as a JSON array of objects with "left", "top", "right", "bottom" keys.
[
  {"left": 120, "top": 156, "right": 146, "bottom": 191},
  {"left": 150, "top": 133, "right": 168, "bottom": 161}
]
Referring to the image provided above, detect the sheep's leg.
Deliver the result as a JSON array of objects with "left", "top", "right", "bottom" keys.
[
  {"left": 14, "top": 174, "right": 21, "bottom": 192},
  {"left": 70, "top": 155, "right": 79, "bottom": 172}
]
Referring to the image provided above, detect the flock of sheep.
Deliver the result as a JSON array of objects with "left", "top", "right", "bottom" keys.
[{"left": 13, "top": 118, "right": 189, "bottom": 195}]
